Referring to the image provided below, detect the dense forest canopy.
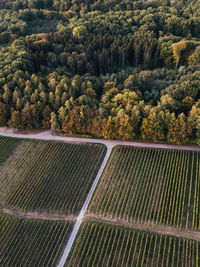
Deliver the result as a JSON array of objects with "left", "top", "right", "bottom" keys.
[{"left": 0, "top": 0, "right": 200, "bottom": 144}]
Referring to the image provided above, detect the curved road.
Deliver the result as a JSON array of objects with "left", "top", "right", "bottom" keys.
[{"left": 0, "top": 128, "right": 200, "bottom": 267}]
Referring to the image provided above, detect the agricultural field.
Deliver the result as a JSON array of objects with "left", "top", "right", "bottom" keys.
[
  {"left": 66, "top": 221, "right": 200, "bottom": 267},
  {"left": 1, "top": 136, "right": 200, "bottom": 266},
  {"left": 0, "top": 136, "right": 21, "bottom": 166},
  {"left": 0, "top": 213, "right": 73, "bottom": 266},
  {"left": 0, "top": 136, "right": 106, "bottom": 214},
  {"left": 89, "top": 146, "right": 200, "bottom": 230}
]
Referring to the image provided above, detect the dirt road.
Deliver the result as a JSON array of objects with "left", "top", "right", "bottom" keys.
[
  {"left": 85, "top": 213, "right": 200, "bottom": 242},
  {"left": 2, "top": 208, "right": 77, "bottom": 222},
  {"left": 57, "top": 146, "right": 112, "bottom": 267},
  {"left": 0, "top": 128, "right": 200, "bottom": 152}
]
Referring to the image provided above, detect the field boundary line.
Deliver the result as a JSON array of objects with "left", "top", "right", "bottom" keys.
[
  {"left": 57, "top": 146, "right": 113, "bottom": 267},
  {"left": 0, "top": 129, "right": 200, "bottom": 152},
  {"left": 84, "top": 213, "right": 200, "bottom": 242},
  {"left": 2, "top": 208, "right": 77, "bottom": 221}
]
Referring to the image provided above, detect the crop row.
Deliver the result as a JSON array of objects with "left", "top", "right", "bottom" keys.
[
  {"left": 66, "top": 221, "right": 200, "bottom": 267},
  {"left": 3, "top": 139, "right": 106, "bottom": 214},
  {"left": 0, "top": 136, "right": 21, "bottom": 165},
  {"left": 0, "top": 139, "right": 47, "bottom": 206},
  {"left": 0, "top": 213, "right": 73, "bottom": 266},
  {"left": 89, "top": 146, "right": 200, "bottom": 230}
]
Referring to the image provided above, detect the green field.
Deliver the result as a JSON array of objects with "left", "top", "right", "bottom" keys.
[
  {"left": 1, "top": 138, "right": 200, "bottom": 266},
  {"left": 0, "top": 213, "right": 73, "bottom": 266},
  {"left": 0, "top": 137, "right": 21, "bottom": 166},
  {"left": 89, "top": 146, "right": 200, "bottom": 230},
  {"left": 0, "top": 136, "right": 106, "bottom": 214},
  {"left": 66, "top": 221, "right": 200, "bottom": 267}
]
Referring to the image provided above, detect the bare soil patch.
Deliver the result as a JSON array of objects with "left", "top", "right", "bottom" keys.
[
  {"left": 0, "top": 127, "right": 8, "bottom": 131},
  {"left": 52, "top": 130, "right": 92, "bottom": 139},
  {"left": 2, "top": 208, "right": 77, "bottom": 221},
  {"left": 85, "top": 213, "right": 200, "bottom": 242},
  {"left": 52, "top": 130, "right": 66, "bottom": 137},
  {"left": 13, "top": 129, "right": 46, "bottom": 134}
]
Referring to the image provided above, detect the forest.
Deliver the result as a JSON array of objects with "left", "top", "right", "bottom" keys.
[{"left": 0, "top": 0, "right": 200, "bottom": 144}]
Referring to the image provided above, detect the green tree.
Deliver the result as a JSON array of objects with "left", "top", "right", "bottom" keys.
[
  {"left": 173, "top": 41, "right": 187, "bottom": 69},
  {"left": 42, "top": 105, "right": 51, "bottom": 129},
  {"left": 0, "top": 102, "right": 7, "bottom": 126},
  {"left": 167, "top": 112, "right": 192, "bottom": 144},
  {"left": 141, "top": 108, "right": 169, "bottom": 141},
  {"left": 21, "top": 103, "right": 32, "bottom": 129},
  {"left": 50, "top": 112, "right": 60, "bottom": 131},
  {"left": 8, "top": 110, "right": 21, "bottom": 128},
  {"left": 72, "top": 25, "right": 87, "bottom": 39}
]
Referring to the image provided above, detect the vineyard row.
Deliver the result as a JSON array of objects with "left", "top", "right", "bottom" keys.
[
  {"left": 67, "top": 221, "right": 200, "bottom": 267},
  {"left": 0, "top": 213, "right": 73, "bottom": 266},
  {"left": 0, "top": 137, "right": 106, "bottom": 215},
  {"left": 89, "top": 146, "right": 200, "bottom": 230}
]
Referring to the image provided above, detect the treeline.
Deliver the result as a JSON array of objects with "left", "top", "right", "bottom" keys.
[
  {"left": 0, "top": 0, "right": 200, "bottom": 144},
  {"left": 1, "top": 66, "right": 200, "bottom": 144}
]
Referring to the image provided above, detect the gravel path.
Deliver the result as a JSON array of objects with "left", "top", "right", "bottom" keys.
[
  {"left": 57, "top": 146, "right": 112, "bottom": 267},
  {"left": 0, "top": 128, "right": 200, "bottom": 152}
]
